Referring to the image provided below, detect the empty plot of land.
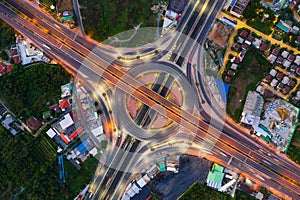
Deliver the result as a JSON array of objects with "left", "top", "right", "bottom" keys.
[
  {"left": 208, "top": 22, "right": 233, "bottom": 48},
  {"left": 56, "top": 0, "right": 73, "bottom": 13},
  {"left": 148, "top": 155, "right": 211, "bottom": 200}
]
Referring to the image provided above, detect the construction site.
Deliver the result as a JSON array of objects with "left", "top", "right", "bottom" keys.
[
  {"left": 207, "top": 21, "right": 233, "bottom": 48},
  {"left": 259, "top": 99, "right": 299, "bottom": 152}
]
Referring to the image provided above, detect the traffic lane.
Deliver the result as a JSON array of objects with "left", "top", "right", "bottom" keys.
[
  {"left": 103, "top": 141, "right": 140, "bottom": 199},
  {"left": 6, "top": 0, "right": 76, "bottom": 39},
  {"left": 0, "top": 1, "right": 142, "bottom": 176},
  {"left": 224, "top": 121, "right": 300, "bottom": 176},
  {"left": 94, "top": 140, "right": 139, "bottom": 199},
  {"left": 14, "top": 11, "right": 300, "bottom": 195},
  {"left": 175, "top": 0, "right": 218, "bottom": 65},
  {"left": 142, "top": 76, "right": 175, "bottom": 128},
  {"left": 135, "top": 72, "right": 168, "bottom": 126},
  {"left": 4, "top": 0, "right": 34, "bottom": 19},
  {"left": 196, "top": 0, "right": 224, "bottom": 44},
  {"left": 6, "top": 0, "right": 107, "bottom": 57},
  {"left": 176, "top": 0, "right": 197, "bottom": 31},
  {"left": 229, "top": 157, "right": 295, "bottom": 200},
  {"left": 176, "top": 0, "right": 217, "bottom": 66},
  {"left": 92, "top": 139, "right": 134, "bottom": 197},
  {"left": 193, "top": 0, "right": 299, "bottom": 180},
  {"left": 0, "top": 5, "right": 82, "bottom": 73},
  {"left": 249, "top": 151, "right": 300, "bottom": 183},
  {"left": 194, "top": 38, "right": 300, "bottom": 186},
  {"left": 221, "top": 123, "right": 300, "bottom": 182},
  {"left": 246, "top": 159, "right": 300, "bottom": 199},
  {"left": 170, "top": 0, "right": 208, "bottom": 61},
  {"left": 221, "top": 118, "right": 300, "bottom": 177}
]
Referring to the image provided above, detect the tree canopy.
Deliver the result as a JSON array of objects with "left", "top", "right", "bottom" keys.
[
  {"left": 0, "top": 63, "right": 71, "bottom": 120},
  {"left": 0, "top": 19, "right": 16, "bottom": 50}
]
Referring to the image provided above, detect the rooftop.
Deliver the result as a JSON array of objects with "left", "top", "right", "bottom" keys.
[
  {"left": 59, "top": 99, "right": 70, "bottom": 110},
  {"left": 242, "top": 91, "right": 264, "bottom": 118},
  {"left": 26, "top": 116, "right": 41, "bottom": 131},
  {"left": 59, "top": 113, "right": 74, "bottom": 130},
  {"left": 206, "top": 163, "right": 225, "bottom": 190}
]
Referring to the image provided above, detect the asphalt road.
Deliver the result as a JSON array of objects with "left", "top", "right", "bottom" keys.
[{"left": 2, "top": 1, "right": 300, "bottom": 199}]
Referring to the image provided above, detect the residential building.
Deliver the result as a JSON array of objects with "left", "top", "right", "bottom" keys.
[
  {"left": 261, "top": 0, "right": 287, "bottom": 11},
  {"left": 228, "top": 0, "right": 251, "bottom": 18},
  {"left": 26, "top": 116, "right": 41, "bottom": 131},
  {"left": 1, "top": 115, "right": 19, "bottom": 135},
  {"left": 59, "top": 99, "right": 70, "bottom": 111}
]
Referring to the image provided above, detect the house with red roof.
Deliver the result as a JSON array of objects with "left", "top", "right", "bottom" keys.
[
  {"left": 233, "top": 57, "right": 240, "bottom": 64},
  {"left": 290, "top": 64, "right": 297, "bottom": 72},
  {"left": 283, "top": 86, "right": 291, "bottom": 94},
  {"left": 277, "top": 83, "right": 284, "bottom": 90},
  {"left": 264, "top": 75, "right": 272, "bottom": 83},
  {"left": 12, "top": 55, "right": 21, "bottom": 64},
  {"left": 276, "top": 72, "right": 284, "bottom": 81},
  {"left": 6, "top": 65, "right": 12, "bottom": 72},
  {"left": 288, "top": 54, "right": 296, "bottom": 62},
  {"left": 240, "top": 30, "right": 248, "bottom": 38},
  {"left": 224, "top": 76, "right": 231, "bottom": 83},
  {"left": 247, "top": 34, "right": 254, "bottom": 43},
  {"left": 10, "top": 45, "right": 21, "bottom": 64},
  {"left": 49, "top": 103, "right": 62, "bottom": 113},
  {"left": 259, "top": 43, "right": 268, "bottom": 52},
  {"left": 272, "top": 47, "right": 280, "bottom": 56},
  {"left": 26, "top": 116, "right": 41, "bottom": 131},
  {"left": 288, "top": 80, "right": 295, "bottom": 87},
  {"left": 276, "top": 56, "right": 284, "bottom": 64},
  {"left": 296, "top": 36, "right": 300, "bottom": 45},
  {"left": 59, "top": 99, "right": 70, "bottom": 111},
  {"left": 296, "top": 67, "right": 300, "bottom": 75}
]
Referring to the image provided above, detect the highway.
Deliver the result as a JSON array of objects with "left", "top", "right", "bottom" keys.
[{"left": 2, "top": 1, "right": 300, "bottom": 199}]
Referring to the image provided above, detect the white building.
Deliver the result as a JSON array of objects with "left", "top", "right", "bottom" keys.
[
  {"left": 241, "top": 91, "right": 264, "bottom": 125},
  {"left": 59, "top": 113, "right": 74, "bottom": 130}
]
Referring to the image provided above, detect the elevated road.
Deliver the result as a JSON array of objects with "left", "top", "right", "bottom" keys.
[{"left": 1, "top": 1, "right": 300, "bottom": 199}]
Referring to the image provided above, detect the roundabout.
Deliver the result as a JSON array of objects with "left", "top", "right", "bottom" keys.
[{"left": 112, "top": 61, "right": 199, "bottom": 141}]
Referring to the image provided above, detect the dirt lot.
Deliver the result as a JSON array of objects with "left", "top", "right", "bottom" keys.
[
  {"left": 148, "top": 155, "right": 211, "bottom": 200},
  {"left": 207, "top": 22, "right": 233, "bottom": 48}
]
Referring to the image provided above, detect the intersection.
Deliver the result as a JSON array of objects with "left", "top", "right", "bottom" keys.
[{"left": 1, "top": 0, "right": 300, "bottom": 199}]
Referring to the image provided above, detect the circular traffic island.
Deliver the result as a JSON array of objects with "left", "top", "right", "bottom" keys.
[{"left": 112, "top": 62, "right": 198, "bottom": 141}]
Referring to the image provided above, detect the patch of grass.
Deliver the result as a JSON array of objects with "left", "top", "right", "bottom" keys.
[
  {"left": 179, "top": 182, "right": 233, "bottom": 200},
  {"left": 226, "top": 47, "right": 271, "bottom": 122},
  {"left": 235, "top": 189, "right": 256, "bottom": 200},
  {"left": 287, "top": 130, "right": 300, "bottom": 164},
  {"left": 0, "top": 19, "right": 16, "bottom": 50},
  {"left": 0, "top": 51, "right": 8, "bottom": 60},
  {"left": 64, "top": 157, "right": 98, "bottom": 194},
  {"left": 243, "top": 0, "right": 275, "bottom": 36},
  {"left": 35, "top": 134, "right": 57, "bottom": 162},
  {"left": 246, "top": 20, "right": 272, "bottom": 35},
  {"left": 79, "top": 0, "right": 158, "bottom": 42},
  {"left": 179, "top": 182, "right": 256, "bottom": 200}
]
